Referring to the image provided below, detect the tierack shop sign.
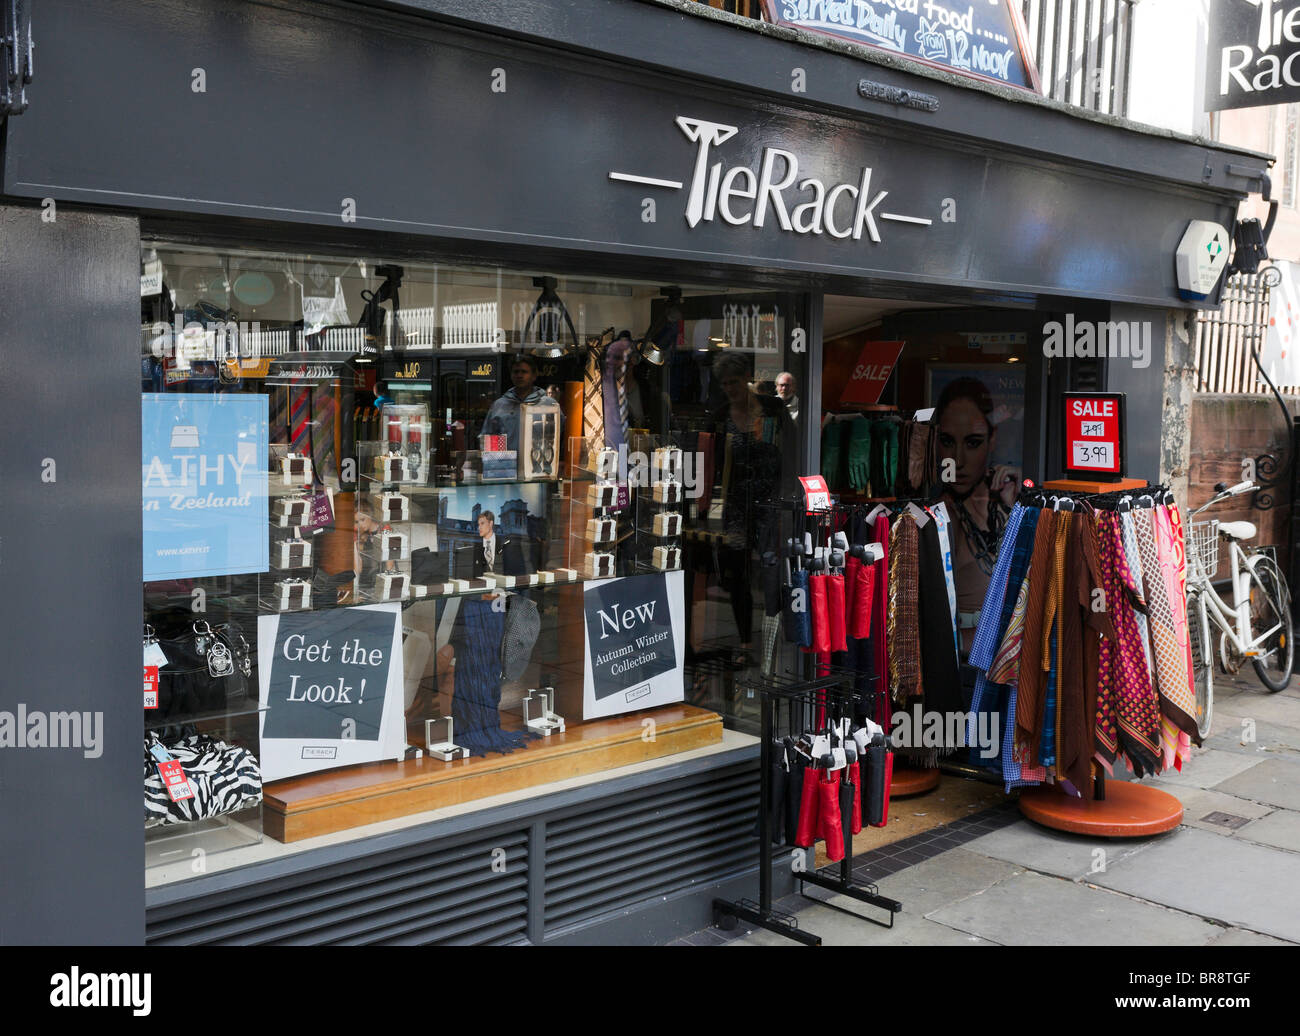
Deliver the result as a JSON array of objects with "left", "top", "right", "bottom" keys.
[
  {"left": 1208, "top": 0, "right": 1300, "bottom": 110},
  {"left": 609, "top": 116, "right": 935, "bottom": 242}
]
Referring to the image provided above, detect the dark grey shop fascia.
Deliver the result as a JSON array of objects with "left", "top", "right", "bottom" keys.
[{"left": 2, "top": 0, "right": 1262, "bottom": 309}]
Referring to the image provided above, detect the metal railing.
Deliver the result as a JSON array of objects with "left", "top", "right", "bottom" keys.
[
  {"left": 1194, "top": 271, "right": 1300, "bottom": 396},
  {"left": 1020, "top": 0, "right": 1137, "bottom": 116}
]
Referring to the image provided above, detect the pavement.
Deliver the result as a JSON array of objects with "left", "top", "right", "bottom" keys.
[{"left": 667, "top": 667, "right": 1300, "bottom": 946}]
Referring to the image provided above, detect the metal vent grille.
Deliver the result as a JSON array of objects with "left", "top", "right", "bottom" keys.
[
  {"left": 146, "top": 829, "right": 528, "bottom": 946},
  {"left": 543, "top": 761, "right": 758, "bottom": 933},
  {"left": 1070, "top": 356, "right": 1103, "bottom": 392}
]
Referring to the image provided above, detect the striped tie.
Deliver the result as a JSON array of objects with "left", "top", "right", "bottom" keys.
[{"left": 617, "top": 374, "right": 629, "bottom": 440}]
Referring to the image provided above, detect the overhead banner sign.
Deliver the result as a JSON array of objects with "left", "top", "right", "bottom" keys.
[
  {"left": 257, "top": 604, "right": 408, "bottom": 782},
  {"left": 582, "top": 571, "right": 686, "bottom": 719},
  {"left": 1207, "top": 0, "right": 1300, "bottom": 110},
  {"left": 761, "top": 1, "right": 1040, "bottom": 90},
  {"left": 142, "top": 393, "right": 268, "bottom": 581}
]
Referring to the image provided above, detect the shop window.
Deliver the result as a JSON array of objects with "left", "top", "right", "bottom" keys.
[{"left": 139, "top": 244, "right": 808, "bottom": 879}]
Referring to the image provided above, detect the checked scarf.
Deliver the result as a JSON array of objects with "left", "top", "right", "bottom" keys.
[{"left": 887, "top": 513, "right": 922, "bottom": 703}]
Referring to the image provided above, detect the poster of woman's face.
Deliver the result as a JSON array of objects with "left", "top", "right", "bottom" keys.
[{"left": 927, "top": 364, "right": 1026, "bottom": 510}]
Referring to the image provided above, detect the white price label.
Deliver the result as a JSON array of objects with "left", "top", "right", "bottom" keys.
[{"left": 1072, "top": 442, "right": 1114, "bottom": 470}]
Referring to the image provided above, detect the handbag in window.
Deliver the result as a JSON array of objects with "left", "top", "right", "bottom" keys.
[
  {"left": 143, "top": 733, "right": 262, "bottom": 828},
  {"left": 153, "top": 620, "right": 255, "bottom": 718}
]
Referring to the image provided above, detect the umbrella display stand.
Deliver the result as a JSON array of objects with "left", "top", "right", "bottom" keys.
[{"left": 712, "top": 669, "right": 903, "bottom": 947}]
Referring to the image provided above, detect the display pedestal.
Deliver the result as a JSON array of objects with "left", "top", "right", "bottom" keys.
[
  {"left": 889, "top": 765, "right": 940, "bottom": 797},
  {"left": 263, "top": 704, "right": 721, "bottom": 842},
  {"left": 1042, "top": 477, "right": 1149, "bottom": 494},
  {"left": 1019, "top": 779, "right": 1183, "bottom": 837}
]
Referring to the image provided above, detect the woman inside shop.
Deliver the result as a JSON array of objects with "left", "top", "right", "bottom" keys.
[{"left": 933, "top": 377, "right": 1020, "bottom": 656}]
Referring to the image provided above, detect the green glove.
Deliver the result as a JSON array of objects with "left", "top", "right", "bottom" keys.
[
  {"left": 848, "top": 417, "right": 872, "bottom": 493},
  {"left": 821, "top": 419, "right": 844, "bottom": 488},
  {"left": 873, "top": 419, "right": 899, "bottom": 496}
]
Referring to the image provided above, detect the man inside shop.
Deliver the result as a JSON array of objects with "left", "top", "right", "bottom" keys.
[{"left": 776, "top": 370, "right": 800, "bottom": 423}]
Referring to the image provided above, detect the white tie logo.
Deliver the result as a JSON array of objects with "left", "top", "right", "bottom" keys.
[
  {"left": 608, "top": 115, "right": 933, "bottom": 242},
  {"left": 676, "top": 117, "right": 739, "bottom": 227}
]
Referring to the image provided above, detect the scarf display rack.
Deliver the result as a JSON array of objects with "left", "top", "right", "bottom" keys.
[
  {"left": 712, "top": 667, "right": 903, "bottom": 946},
  {"left": 983, "top": 478, "right": 1185, "bottom": 837}
]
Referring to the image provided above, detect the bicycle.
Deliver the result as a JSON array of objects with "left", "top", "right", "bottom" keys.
[{"left": 1185, "top": 480, "right": 1295, "bottom": 739}]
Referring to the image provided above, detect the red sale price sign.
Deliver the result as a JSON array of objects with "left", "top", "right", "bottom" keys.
[
  {"left": 1063, "top": 393, "right": 1124, "bottom": 476},
  {"left": 799, "top": 475, "right": 832, "bottom": 513}
]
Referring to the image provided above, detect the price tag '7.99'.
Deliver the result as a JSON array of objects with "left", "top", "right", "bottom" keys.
[{"left": 144, "top": 666, "right": 159, "bottom": 709}]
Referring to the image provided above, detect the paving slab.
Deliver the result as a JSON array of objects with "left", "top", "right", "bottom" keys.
[
  {"left": 1212, "top": 693, "right": 1300, "bottom": 732},
  {"left": 866, "top": 849, "right": 1021, "bottom": 917},
  {"left": 1094, "top": 826, "right": 1300, "bottom": 942},
  {"left": 1141, "top": 785, "right": 1273, "bottom": 834},
  {"left": 1143, "top": 749, "right": 1261, "bottom": 789},
  {"left": 1206, "top": 703, "right": 1300, "bottom": 753},
  {"left": 1205, "top": 927, "right": 1297, "bottom": 947},
  {"left": 925, "top": 871, "right": 1219, "bottom": 945},
  {"left": 961, "top": 819, "right": 1160, "bottom": 880},
  {"left": 1213, "top": 757, "right": 1300, "bottom": 810},
  {"left": 1235, "top": 809, "right": 1300, "bottom": 852},
  {"left": 727, "top": 908, "right": 994, "bottom": 946}
]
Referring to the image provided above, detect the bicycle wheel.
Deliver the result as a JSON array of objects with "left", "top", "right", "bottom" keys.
[
  {"left": 1249, "top": 556, "right": 1294, "bottom": 693},
  {"left": 1186, "top": 587, "right": 1214, "bottom": 738}
]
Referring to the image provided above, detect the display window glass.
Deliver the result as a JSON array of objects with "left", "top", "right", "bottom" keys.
[{"left": 139, "top": 243, "right": 809, "bottom": 879}]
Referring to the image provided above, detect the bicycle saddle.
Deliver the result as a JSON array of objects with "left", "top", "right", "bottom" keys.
[{"left": 1218, "top": 521, "right": 1258, "bottom": 542}]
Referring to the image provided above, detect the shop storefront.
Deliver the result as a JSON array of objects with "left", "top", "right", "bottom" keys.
[{"left": 0, "top": 0, "right": 1266, "bottom": 944}]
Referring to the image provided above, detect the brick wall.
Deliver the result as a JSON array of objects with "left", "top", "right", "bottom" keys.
[{"left": 1189, "top": 395, "right": 1296, "bottom": 580}]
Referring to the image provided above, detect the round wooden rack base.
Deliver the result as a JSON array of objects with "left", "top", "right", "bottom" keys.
[
  {"left": 889, "top": 766, "right": 940, "bottom": 798},
  {"left": 1018, "top": 781, "right": 1184, "bottom": 837}
]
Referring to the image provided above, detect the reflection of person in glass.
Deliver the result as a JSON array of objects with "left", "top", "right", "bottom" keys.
[
  {"left": 711, "top": 352, "right": 797, "bottom": 670},
  {"left": 934, "top": 378, "right": 1020, "bottom": 653},
  {"left": 353, "top": 497, "right": 395, "bottom": 596},
  {"left": 482, "top": 355, "right": 545, "bottom": 451}
]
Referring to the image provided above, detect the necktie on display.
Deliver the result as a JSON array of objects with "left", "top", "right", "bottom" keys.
[
  {"left": 618, "top": 373, "right": 629, "bottom": 441},
  {"left": 582, "top": 344, "right": 605, "bottom": 464}
]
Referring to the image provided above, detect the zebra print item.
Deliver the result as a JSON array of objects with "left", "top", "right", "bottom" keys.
[{"left": 144, "top": 735, "right": 263, "bottom": 828}]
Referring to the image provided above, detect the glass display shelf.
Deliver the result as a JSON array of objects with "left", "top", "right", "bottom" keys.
[{"left": 145, "top": 703, "right": 270, "bottom": 732}]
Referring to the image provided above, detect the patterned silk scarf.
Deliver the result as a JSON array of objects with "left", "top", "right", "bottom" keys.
[
  {"left": 1098, "top": 512, "right": 1163, "bottom": 776},
  {"left": 1134, "top": 507, "right": 1200, "bottom": 749}
]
